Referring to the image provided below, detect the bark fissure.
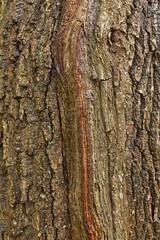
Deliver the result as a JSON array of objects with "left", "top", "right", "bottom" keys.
[
  {"left": 0, "top": 0, "right": 160, "bottom": 239},
  {"left": 0, "top": 1, "right": 69, "bottom": 239},
  {"left": 127, "top": 1, "right": 160, "bottom": 238}
]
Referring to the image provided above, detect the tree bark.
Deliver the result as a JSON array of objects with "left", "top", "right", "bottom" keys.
[{"left": 0, "top": 0, "right": 160, "bottom": 239}]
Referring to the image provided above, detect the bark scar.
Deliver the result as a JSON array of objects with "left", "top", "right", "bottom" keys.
[
  {"left": 55, "top": 1, "right": 98, "bottom": 239},
  {"left": 74, "top": 25, "right": 98, "bottom": 240}
]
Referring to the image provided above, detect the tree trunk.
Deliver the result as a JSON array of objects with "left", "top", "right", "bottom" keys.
[{"left": 0, "top": 0, "right": 160, "bottom": 239}]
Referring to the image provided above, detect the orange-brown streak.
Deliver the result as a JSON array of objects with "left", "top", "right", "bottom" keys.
[
  {"left": 56, "top": 1, "right": 97, "bottom": 239},
  {"left": 74, "top": 26, "right": 97, "bottom": 240}
]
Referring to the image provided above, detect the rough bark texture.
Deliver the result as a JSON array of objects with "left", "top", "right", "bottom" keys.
[
  {"left": 0, "top": 0, "right": 160, "bottom": 240},
  {"left": 0, "top": 1, "right": 69, "bottom": 239}
]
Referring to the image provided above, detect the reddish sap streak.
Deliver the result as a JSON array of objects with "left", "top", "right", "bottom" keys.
[
  {"left": 74, "top": 26, "right": 97, "bottom": 240},
  {"left": 56, "top": 1, "right": 98, "bottom": 239}
]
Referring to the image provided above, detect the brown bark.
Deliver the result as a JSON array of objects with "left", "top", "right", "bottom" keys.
[
  {"left": 0, "top": 1, "right": 69, "bottom": 239},
  {"left": 0, "top": 0, "right": 160, "bottom": 239}
]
